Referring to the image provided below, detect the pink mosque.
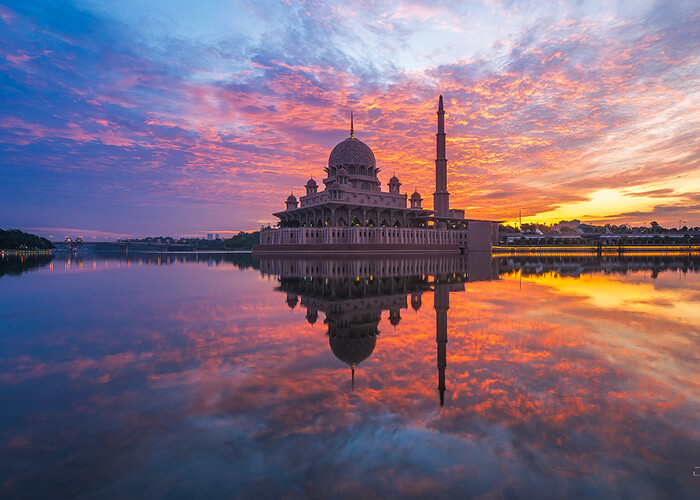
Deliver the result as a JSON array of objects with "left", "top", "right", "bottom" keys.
[{"left": 253, "top": 96, "right": 498, "bottom": 254}]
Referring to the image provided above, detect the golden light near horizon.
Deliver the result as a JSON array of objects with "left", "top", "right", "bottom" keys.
[
  {"left": 509, "top": 185, "right": 690, "bottom": 226},
  {"left": 510, "top": 272, "right": 700, "bottom": 328}
]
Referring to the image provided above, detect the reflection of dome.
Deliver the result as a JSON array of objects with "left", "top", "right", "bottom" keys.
[
  {"left": 411, "top": 293, "right": 422, "bottom": 311},
  {"left": 329, "top": 331, "right": 377, "bottom": 367},
  {"left": 306, "top": 308, "right": 318, "bottom": 325},
  {"left": 329, "top": 138, "right": 376, "bottom": 168},
  {"left": 286, "top": 293, "right": 299, "bottom": 309},
  {"left": 389, "top": 308, "right": 401, "bottom": 326}
]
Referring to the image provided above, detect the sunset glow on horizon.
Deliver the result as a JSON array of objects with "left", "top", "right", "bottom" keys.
[{"left": 1, "top": 0, "right": 698, "bottom": 237}]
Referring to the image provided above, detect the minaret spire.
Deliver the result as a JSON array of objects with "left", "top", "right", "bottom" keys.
[
  {"left": 434, "top": 95, "right": 450, "bottom": 220},
  {"left": 350, "top": 111, "right": 354, "bottom": 139}
]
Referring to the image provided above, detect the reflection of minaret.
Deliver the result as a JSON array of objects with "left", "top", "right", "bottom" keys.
[
  {"left": 434, "top": 95, "right": 450, "bottom": 219},
  {"left": 434, "top": 281, "right": 449, "bottom": 407}
]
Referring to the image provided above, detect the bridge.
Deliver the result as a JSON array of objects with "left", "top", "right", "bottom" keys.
[{"left": 54, "top": 238, "right": 196, "bottom": 253}]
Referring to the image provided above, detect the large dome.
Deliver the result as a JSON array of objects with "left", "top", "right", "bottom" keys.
[
  {"left": 329, "top": 330, "right": 377, "bottom": 367},
  {"left": 328, "top": 138, "right": 376, "bottom": 168}
]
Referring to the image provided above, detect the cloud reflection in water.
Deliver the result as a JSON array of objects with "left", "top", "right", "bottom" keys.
[{"left": 0, "top": 252, "right": 698, "bottom": 498}]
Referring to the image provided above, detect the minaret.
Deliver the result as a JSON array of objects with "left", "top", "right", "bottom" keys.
[
  {"left": 434, "top": 95, "right": 450, "bottom": 219},
  {"left": 434, "top": 280, "right": 449, "bottom": 407}
]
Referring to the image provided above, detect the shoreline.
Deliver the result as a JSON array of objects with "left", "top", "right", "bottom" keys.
[
  {"left": 1, "top": 249, "right": 54, "bottom": 256},
  {"left": 114, "top": 249, "right": 252, "bottom": 254},
  {"left": 493, "top": 244, "right": 699, "bottom": 256}
]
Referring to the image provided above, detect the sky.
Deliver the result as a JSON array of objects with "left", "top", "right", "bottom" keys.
[{"left": 1, "top": 0, "right": 698, "bottom": 238}]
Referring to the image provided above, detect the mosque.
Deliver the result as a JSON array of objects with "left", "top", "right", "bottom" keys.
[{"left": 253, "top": 96, "right": 498, "bottom": 254}]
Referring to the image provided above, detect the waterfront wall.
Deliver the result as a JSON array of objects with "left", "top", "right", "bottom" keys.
[
  {"left": 1, "top": 249, "right": 53, "bottom": 256},
  {"left": 466, "top": 220, "right": 497, "bottom": 252},
  {"left": 259, "top": 226, "right": 466, "bottom": 246},
  {"left": 258, "top": 252, "right": 499, "bottom": 281},
  {"left": 255, "top": 224, "right": 498, "bottom": 253}
]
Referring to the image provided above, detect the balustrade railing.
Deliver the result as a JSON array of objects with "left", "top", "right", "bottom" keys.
[{"left": 259, "top": 226, "right": 469, "bottom": 246}]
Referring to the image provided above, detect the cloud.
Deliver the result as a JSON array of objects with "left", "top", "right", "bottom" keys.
[{"left": 0, "top": 0, "right": 698, "bottom": 234}]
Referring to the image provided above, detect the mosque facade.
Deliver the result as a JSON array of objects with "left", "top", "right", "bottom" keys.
[{"left": 253, "top": 96, "right": 498, "bottom": 254}]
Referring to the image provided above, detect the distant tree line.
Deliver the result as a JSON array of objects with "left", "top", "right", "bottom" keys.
[
  {"left": 0, "top": 229, "right": 54, "bottom": 250},
  {"left": 130, "top": 231, "right": 261, "bottom": 251},
  {"left": 194, "top": 231, "right": 261, "bottom": 250},
  {"left": 222, "top": 231, "right": 260, "bottom": 250}
]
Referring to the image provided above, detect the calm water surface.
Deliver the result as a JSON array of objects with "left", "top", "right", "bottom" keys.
[{"left": 1, "top": 252, "right": 699, "bottom": 499}]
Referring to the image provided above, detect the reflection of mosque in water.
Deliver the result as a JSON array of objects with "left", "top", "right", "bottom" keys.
[{"left": 261, "top": 255, "right": 499, "bottom": 406}]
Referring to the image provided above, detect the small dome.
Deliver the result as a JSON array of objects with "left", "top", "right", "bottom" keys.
[
  {"left": 389, "top": 309, "right": 401, "bottom": 326},
  {"left": 337, "top": 167, "right": 348, "bottom": 177},
  {"left": 286, "top": 293, "right": 298, "bottom": 309},
  {"left": 306, "top": 309, "right": 318, "bottom": 325},
  {"left": 329, "top": 181, "right": 343, "bottom": 191},
  {"left": 389, "top": 175, "right": 400, "bottom": 184},
  {"left": 306, "top": 178, "right": 317, "bottom": 187},
  {"left": 411, "top": 293, "right": 422, "bottom": 311},
  {"left": 410, "top": 190, "right": 422, "bottom": 200},
  {"left": 329, "top": 137, "right": 376, "bottom": 168},
  {"left": 287, "top": 193, "right": 297, "bottom": 202}
]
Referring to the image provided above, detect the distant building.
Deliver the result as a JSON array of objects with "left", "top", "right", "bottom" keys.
[
  {"left": 215, "top": 233, "right": 221, "bottom": 240},
  {"left": 552, "top": 219, "right": 581, "bottom": 233},
  {"left": 207, "top": 233, "right": 214, "bottom": 240}
]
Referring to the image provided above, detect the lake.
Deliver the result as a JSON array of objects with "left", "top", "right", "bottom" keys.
[{"left": 1, "top": 252, "right": 699, "bottom": 499}]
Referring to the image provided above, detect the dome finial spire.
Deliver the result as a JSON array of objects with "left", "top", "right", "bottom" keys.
[{"left": 350, "top": 111, "right": 354, "bottom": 139}]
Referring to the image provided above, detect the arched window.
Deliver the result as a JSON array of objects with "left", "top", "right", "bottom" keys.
[
  {"left": 362, "top": 182, "right": 370, "bottom": 190},
  {"left": 349, "top": 166, "right": 356, "bottom": 174}
]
